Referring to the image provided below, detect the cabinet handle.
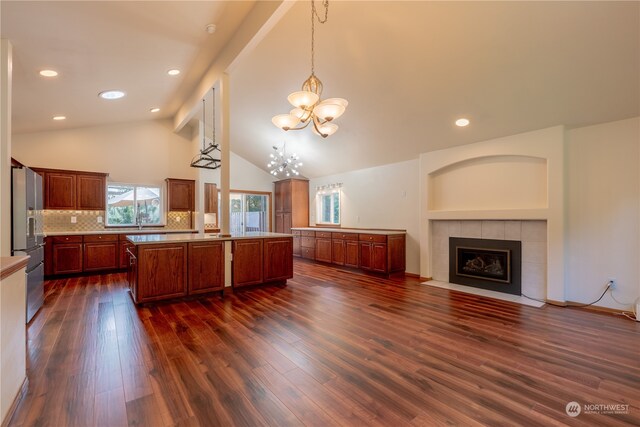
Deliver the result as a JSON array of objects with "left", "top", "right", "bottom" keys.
[{"left": 369, "top": 237, "right": 372, "bottom": 240}]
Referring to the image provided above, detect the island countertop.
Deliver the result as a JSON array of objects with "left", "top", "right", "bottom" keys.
[
  {"left": 45, "top": 229, "right": 197, "bottom": 236},
  {"left": 127, "top": 231, "right": 292, "bottom": 245}
]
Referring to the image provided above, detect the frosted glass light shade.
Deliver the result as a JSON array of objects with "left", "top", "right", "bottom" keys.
[
  {"left": 313, "top": 122, "right": 338, "bottom": 137},
  {"left": 272, "top": 114, "right": 301, "bottom": 130},
  {"left": 323, "top": 98, "right": 348, "bottom": 108},
  {"left": 290, "top": 107, "right": 311, "bottom": 122},
  {"left": 313, "top": 102, "right": 346, "bottom": 121},
  {"left": 287, "top": 91, "right": 319, "bottom": 108}
]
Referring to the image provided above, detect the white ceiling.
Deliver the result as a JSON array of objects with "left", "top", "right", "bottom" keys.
[{"left": 3, "top": 1, "right": 639, "bottom": 179}]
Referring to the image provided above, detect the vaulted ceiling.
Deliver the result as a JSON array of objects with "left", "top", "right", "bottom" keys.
[{"left": 3, "top": 1, "right": 639, "bottom": 178}]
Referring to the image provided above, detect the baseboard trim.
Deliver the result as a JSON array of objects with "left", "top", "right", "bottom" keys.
[
  {"left": 546, "top": 299, "right": 627, "bottom": 314},
  {"left": 1, "top": 377, "right": 28, "bottom": 427}
]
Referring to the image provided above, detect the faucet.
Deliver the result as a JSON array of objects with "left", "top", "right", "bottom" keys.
[{"left": 136, "top": 211, "right": 144, "bottom": 230}]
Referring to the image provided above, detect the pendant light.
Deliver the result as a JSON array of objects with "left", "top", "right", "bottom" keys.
[{"left": 190, "top": 88, "right": 221, "bottom": 169}]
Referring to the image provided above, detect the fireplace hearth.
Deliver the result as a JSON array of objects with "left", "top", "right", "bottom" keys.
[{"left": 449, "top": 237, "right": 521, "bottom": 295}]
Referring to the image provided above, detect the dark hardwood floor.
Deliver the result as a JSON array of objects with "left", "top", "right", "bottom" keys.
[{"left": 7, "top": 259, "right": 640, "bottom": 426}]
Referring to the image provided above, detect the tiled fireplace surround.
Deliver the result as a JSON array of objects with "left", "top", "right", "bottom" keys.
[{"left": 431, "top": 220, "right": 547, "bottom": 299}]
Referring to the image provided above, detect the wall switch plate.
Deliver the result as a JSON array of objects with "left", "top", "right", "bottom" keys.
[
  {"left": 71, "top": 216, "right": 77, "bottom": 224},
  {"left": 97, "top": 216, "right": 103, "bottom": 223}
]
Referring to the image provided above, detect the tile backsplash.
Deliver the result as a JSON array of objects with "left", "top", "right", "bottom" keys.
[{"left": 43, "top": 210, "right": 193, "bottom": 233}]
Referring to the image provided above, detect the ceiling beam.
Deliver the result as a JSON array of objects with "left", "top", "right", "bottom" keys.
[{"left": 173, "top": 0, "right": 294, "bottom": 133}]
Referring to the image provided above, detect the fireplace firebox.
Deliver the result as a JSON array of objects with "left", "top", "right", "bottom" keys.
[{"left": 449, "top": 237, "right": 521, "bottom": 295}]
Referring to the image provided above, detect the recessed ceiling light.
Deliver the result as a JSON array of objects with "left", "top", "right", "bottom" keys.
[
  {"left": 99, "top": 90, "right": 126, "bottom": 100},
  {"left": 39, "top": 69, "right": 58, "bottom": 77},
  {"left": 150, "top": 108, "right": 160, "bottom": 113},
  {"left": 167, "top": 69, "right": 180, "bottom": 76},
  {"left": 455, "top": 118, "right": 470, "bottom": 127},
  {"left": 53, "top": 116, "right": 66, "bottom": 121}
]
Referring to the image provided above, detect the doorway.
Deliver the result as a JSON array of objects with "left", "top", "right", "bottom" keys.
[{"left": 229, "top": 192, "right": 270, "bottom": 234}]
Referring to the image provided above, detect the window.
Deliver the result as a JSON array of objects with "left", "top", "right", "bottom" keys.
[
  {"left": 107, "top": 184, "right": 163, "bottom": 226},
  {"left": 316, "top": 189, "right": 340, "bottom": 225},
  {"left": 229, "top": 192, "right": 270, "bottom": 233}
]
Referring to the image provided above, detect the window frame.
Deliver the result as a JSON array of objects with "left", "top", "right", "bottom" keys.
[
  {"left": 105, "top": 182, "right": 165, "bottom": 228},
  {"left": 316, "top": 188, "right": 341, "bottom": 226}
]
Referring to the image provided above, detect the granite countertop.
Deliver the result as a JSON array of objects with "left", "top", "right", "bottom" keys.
[
  {"left": 44, "top": 229, "right": 197, "bottom": 236},
  {"left": 0, "top": 256, "right": 30, "bottom": 281},
  {"left": 291, "top": 227, "right": 406, "bottom": 235},
  {"left": 127, "top": 231, "right": 293, "bottom": 245}
]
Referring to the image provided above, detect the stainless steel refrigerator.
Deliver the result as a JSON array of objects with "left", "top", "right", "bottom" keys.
[{"left": 12, "top": 166, "right": 44, "bottom": 323}]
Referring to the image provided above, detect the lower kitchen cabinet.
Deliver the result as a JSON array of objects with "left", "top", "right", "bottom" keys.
[
  {"left": 232, "top": 239, "right": 263, "bottom": 287},
  {"left": 332, "top": 239, "right": 345, "bottom": 265},
  {"left": 292, "top": 230, "right": 301, "bottom": 256},
  {"left": 83, "top": 234, "right": 118, "bottom": 271},
  {"left": 263, "top": 238, "right": 293, "bottom": 282},
  {"left": 119, "top": 240, "right": 135, "bottom": 269},
  {"left": 315, "top": 237, "right": 332, "bottom": 263},
  {"left": 136, "top": 243, "right": 188, "bottom": 302},
  {"left": 188, "top": 241, "right": 224, "bottom": 294},
  {"left": 52, "top": 243, "right": 83, "bottom": 275},
  {"left": 360, "top": 242, "right": 388, "bottom": 273},
  {"left": 345, "top": 240, "right": 359, "bottom": 268}
]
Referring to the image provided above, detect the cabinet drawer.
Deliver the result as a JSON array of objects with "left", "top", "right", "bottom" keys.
[
  {"left": 301, "top": 247, "right": 315, "bottom": 260},
  {"left": 359, "top": 234, "right": 387, "bottom": 243},
  {"left": 301, "top": 230, "right": 316, "bottom": 237},
  {"left": 301, "top": 237, "right": 316, "bottom": 248},
  {"left": 332, "top": 232, "right": 358, "bottom": 241},
  {"left": 51, "top": 235, "right": 83, "bottom": 244},
  {"left": 316, "top": 231, "right": 332, "bottom": 238},
  {"left": 291, "top": 230, "right": 301, "bottom": 236},
  {"left": 84, "top": 234, "right": 118, "bottom": 242}
]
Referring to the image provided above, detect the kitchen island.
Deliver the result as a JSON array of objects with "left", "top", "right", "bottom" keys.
[{"left": 126, "top": 232, "right": 293, "bottom": 304}]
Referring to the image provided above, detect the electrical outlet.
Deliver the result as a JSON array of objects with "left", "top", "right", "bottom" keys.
[
  {"left": 97, "top": 216, "right": 103, "bottom": 224},
  {"left": 70, "top": 216, "right": 77, "bottom": 224},
  {"left": 609, "top": 278, "right": 616, "bottom": 289}
]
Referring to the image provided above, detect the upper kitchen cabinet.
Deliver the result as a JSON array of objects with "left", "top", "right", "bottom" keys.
[
  {"left": 166, "top": 178, "right": 195, "bottom": 212},
  {"left": 204, "top": 183, "right": 218, "bottom": 214},
  {"left": 32, "top": 167, "right": 108, "bottom": 210},
  {"left": 274, "top": 178, "right": 309, "bottom": 234}
]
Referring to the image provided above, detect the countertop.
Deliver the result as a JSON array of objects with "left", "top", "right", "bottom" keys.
[
  {"left": 291, "top": 227, "right": 406, "bottom": 235},
  {"left": 44, "top": 229, "right": 197, "bottom": 236},
  {"left": 127, "top": 231, "right": 293, "bottom": 245},
  {"left": 0, "top": 256, "right": 30, "bottom": 281}
]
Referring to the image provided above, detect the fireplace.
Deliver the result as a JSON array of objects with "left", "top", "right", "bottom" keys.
[{"left": 449, "top": 237, "right": 522, "bottom": 295}]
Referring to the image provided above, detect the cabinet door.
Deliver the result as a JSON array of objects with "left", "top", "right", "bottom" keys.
[
  {"left": 204, "top": 183, "right": 218, "bottom": 214},
  {"left": 233, "top": 239, "right": 263, "bottom": 287},
  {"left": 127, "top": 248, "right": 138, "bottom": 302},
  {"left": 332, "top": 239, "right": 345, "bottom": 265},
  {"left": 77, "top": 174, "right": 106, "bottom": 210},
  {"left": 53, "top": 243, "right": 83, "bottom": 274},
  {"left": 264, "top": 238, "right": 293, "bottom": 282},
  {"left": 84, "top": 242, "right": 118, "bottom": 271},
  {"left": 46, "top": 172, "right": 76, "bottom": 209},
  {"left": 188, "top": 242, "right": 224, "bottom": 294},
  {"left": 274, "top": 181, "right": 284, "bottom": 213},
  {"left": 371, "top": 243, "right": 388, "bottom": 273},
  {"left": 44, "top": 236, "right": 54, "bottom": 276},
  {"left": 315, "top": 238, "right": 332, "bottom": 263},
  {"left": 275, "top": 213, "right": 284, "bottom": 233},
  {"left": 166, "top": 179, "right": 195, "bottom": 211},
  {"left": 359, "top": 242, "right": 372, "bottom": 270},
  {"left": 283, "top": 212, "right": 292, "bottom": 235},
  {"left": 137, "top": 244, "right": 188, "bottom": 302},
  {"left": 281, "top": 180, "right": 292, "bottom": 212},
  {"left": 293, "top": 236, "right": 301, "bottom": 257},
  {"left": 345, "top": 241, "right": 359, "bottom": 268}
]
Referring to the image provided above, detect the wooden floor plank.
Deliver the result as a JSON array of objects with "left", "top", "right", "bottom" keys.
[{"left": 6, "top": 259, "right": 640, "bottom": 427}]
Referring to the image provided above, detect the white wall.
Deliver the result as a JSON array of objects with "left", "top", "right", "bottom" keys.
[
  {"left": 566, "top": 117, "right": 640, "bottom": 309},
  {"left": 12, "top": 119, "right": 197, "bottom": 185},
  {"left": 309, "top": 159, "right": 420, "bottom": 275},
  {"left": 1, "top": 40, "right": 12, "bottom": 257}
]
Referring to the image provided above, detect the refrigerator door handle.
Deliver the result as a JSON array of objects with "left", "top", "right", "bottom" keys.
[{"left": 27, "top": 217, "right": 36, "bottom": 239}]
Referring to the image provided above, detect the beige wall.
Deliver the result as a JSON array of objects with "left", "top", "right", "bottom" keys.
[
  {"left": 309, "top": 159, "right": 420, "bottom": 275},
  {"left": 12, "top": 119, "right": 196, "bottom": 185},
  {"left": 1, "top": 40, "right": 12, "bottom": 257},
  {"left": 566, "top": 117, "right": 640, "bottom": 309}
]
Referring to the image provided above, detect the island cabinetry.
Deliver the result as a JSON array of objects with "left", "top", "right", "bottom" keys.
[
  {"left": 51, "top": 235, "right": 83, "bottom": 275},
  {"left": 263, "top": 238, "right": 293, "bottom": 282},
  {"left": 126, "top": 247, "right": 137, "bottom": 301},
  {"left": 232, "top": 239, "right": 263, "bottom": 287},
  {"left": 118, "top": 236, "right": 135, "bottom": 269},
  {"left": 83, "top": 234, "right": 118, "bottom": 271},
  {"left": 188, "top": 241, "right": 224, "bottom": 295},
  {"left": 315, "top": 231, "right": 332, "bottom": 263},
  {"left": 136, "top": 243, "right": 188, "bottom": 302}
]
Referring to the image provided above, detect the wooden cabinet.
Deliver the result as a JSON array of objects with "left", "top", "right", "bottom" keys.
[
  {"left": 263, "top": 238, "right": 293, "bottom": 282},
  {"left": 127, "top": 247, "right": 137, "bottom": 301},
  {"left": 52, "top": 239, "right": 83, "bottom": 275},
  {"left": 136, "top": 243, "right": 188, "bottom": 302},
  {"left": 332, "top": 239, "right": 345, "bottom": 265},
  {"left": 274, "top": 179, "right": 308, "bottom": 233},
  {"left": 315, "top": 237, "right": 332, "bottom": 263},
  {"left": 119, "top": 240, "right": 135, "bottom": 269},
  {"left": 300, "top": 231, "right": 315, "bottom": 260},
  {"left": 292, "top": 230, "right": 301, "bottom": 256},
  {"left": 32, "top": 167, "right": 108, "bottom": 210},
  {"left": 166, "top": 178, "right": 195, "bottom": 211},
  {"left": 204, "top": 183, "right": 218, "bottom": 215},
  {"left": 83, "top": 234, "right": 118, "bottom": 271},
  {"left": 232, "top": 239, "right": 263, "bottom": 287},
  {"left": 188, "top": 241, "right": 225, "bottom": 295},
  {"left": 360, "top": 242, "right": 388, "bottom": 273},
  {"left": 345, "top": 241, "right": 359, "bottom": 268}
]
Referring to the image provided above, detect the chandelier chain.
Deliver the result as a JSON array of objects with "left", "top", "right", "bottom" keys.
[{"left": 310, "top": 0, "right": 329, "bottom": 76}]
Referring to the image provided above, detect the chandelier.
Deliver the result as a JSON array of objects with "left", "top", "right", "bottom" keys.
[
  {"left": 268, "top": 144, "right": 302, "bottom": 177},
  {"left": 272, "top": 0, "right": 347, "bottom": 138},
  {"left": 190, "top": 88, "right": 221, "bottom": 170}
]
